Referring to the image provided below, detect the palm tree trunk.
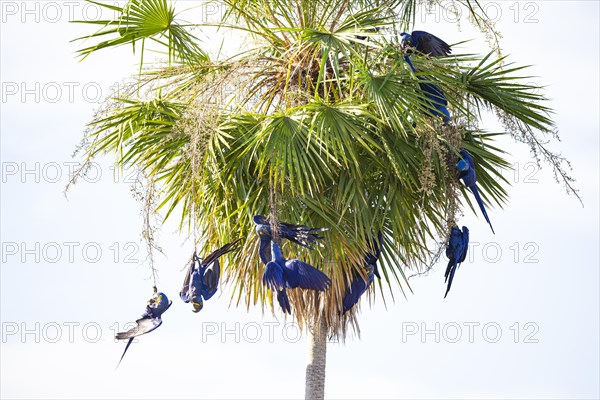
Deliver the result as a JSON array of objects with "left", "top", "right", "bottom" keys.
[{"left": 305, "top": 317, "right": 327, "bottom": 400}]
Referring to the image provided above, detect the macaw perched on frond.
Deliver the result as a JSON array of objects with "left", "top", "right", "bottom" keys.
[
  {"left": 342, "top": 232, "right": 383, "bottom": 314},
  {"left": 253, "top": 215, "right": 328, "bottom": 264},
  {"left": 180, "top": 239, "right": 241, "bottom": 312},
  {"left": 400, "top": 30, "right": 452, "bottom": 122},
  {"left": 262, "top": 241, "right": 331, "bottom": 314},
  {"left": 115, "top": 288, "right": 172, "bottom": 369}
]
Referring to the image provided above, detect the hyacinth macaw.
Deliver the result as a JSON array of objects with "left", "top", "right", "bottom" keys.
[
  {"left": 180, "top": 239, "right": 241, "bottom": 312},
  {"left": 342, "top": 232, "right": 383, "bottom": 314},
  {"left": 457, "top": 150, "right": 495, "bottom": 234},
  {"left": 400, "top": 30, "right": 452, "bottom": 57},
  {"left": 444, "top": 226, "right": 469, "bottom": 298},
  {"left": 400, "top": 31, "right": 451, "bottom": 123},
  {"left": 115, "top": 289, "right": 172, "bottom": 368},
  {"left": 262, "top": 241, "right": 331, "bottom": 314},
  {"left": 253, "top": 215, "right": 328, "bottom": 265}
]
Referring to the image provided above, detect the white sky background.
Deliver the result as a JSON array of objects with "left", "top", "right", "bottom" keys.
[{"left": 1, "top": 1, "right": 599, "bottom": 399}]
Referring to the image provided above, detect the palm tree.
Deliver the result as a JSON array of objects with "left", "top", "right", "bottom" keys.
[{"left": 70, "top": 1, "right": 577, "bottom": 398}]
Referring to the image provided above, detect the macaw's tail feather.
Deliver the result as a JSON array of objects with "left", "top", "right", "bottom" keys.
[
  {"left": 470, "top": 185, "right": 495, "bottom": 234},
  {"left": 277, "top": 289, "right": 291, "bottom": 314},
  {"left": 444, "top": 263, "right": 458, "bottom": 298},
  {"left": 443, "top": 286, "right": 451, "bottom": 299},
  {"left": 444, "top": 260, "right": 454, "bottom": 283},
  {"left": 404, "top": 54, "right": 416, "bottom": 72},
  {"left": 115, "top": 337, "right": 134, "bottom": 370}
]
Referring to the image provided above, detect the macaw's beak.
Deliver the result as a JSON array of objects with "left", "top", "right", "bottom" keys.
[
  {"left": 192, "top": 301, "right": 203, "bottom": 313},
  {"left": 374, "top": 266, "right": 382, "bottom": 280}
]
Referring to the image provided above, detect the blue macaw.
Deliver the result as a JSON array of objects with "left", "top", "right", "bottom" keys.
[
  {"left": 400, "top": 31, "right": 452, "bottom": 57},
  {"left": 444, "top": 226, "right": 469, "bottom": 298},
  {"left": 342, "top": 232, "right": 383, "bottom": 314},
  {"left": 115, "top": 289, "right": 172, "bottom": 368},
  {"left": 400, "top": 31, "right": 451, "bottom": 123},
  {"left": 253, "top": 215, "right": 328, "bottom": 265},
  {"left": 262, "top": 240, "right": 331, "bottom": 314},
  {"left": 180, "top": 239, "right": 241, "bottom": 312},
  {"left": 457, "top": 150, "right": 495, "bottom": 234}
]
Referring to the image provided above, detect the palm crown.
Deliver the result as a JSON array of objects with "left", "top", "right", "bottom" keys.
[{"left": 71, "top": 0, "right": 571, "bottom": 337}]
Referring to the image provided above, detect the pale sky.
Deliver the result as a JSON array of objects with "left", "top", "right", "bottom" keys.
[{"left": 1, "top": 1, "right": 599, "bottom": 399}]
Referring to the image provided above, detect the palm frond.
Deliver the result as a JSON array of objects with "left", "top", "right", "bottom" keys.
[{"left": 72, "top": 0, "right": 209, "bottom": 64}]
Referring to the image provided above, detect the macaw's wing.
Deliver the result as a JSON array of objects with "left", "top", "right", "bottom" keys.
[
  {"left": 284, "top": 259, "right": 331, "bottom": 291},
  {"left": 276, "top": 289, "right": 291, "bottom": 314},
  {"left": 446, "top": 227, "right": 459, "bottom": 261},
  {"left": 342, "top": 274, "right": 369, "bottom": 314},
  {"left": 200, "top": 239, "right": 241, "bottom": 266},
  {"left": 115, "top": 337, "right": 134, "bottom": 370},
  {"left": 154, "top": 300, "right": 172, "bottom": 317},
  {"left": 458, "top": 227, "right": 470, "bottom": 263},
  {"left": 263, "top": 261, "right": 284, "bottom": 291},
  {"left": 445, "top": 228, "right": 461, "bottom": 284},
  {"left": 444, "top": 262, "right": 458, "bottom": 298},
  {"left": 115, "top": 317, "right": 162, "bottom": 340},
  {"left": 279, "top": 227, "right": 318, "bottom": 250},
  {"left": 411, "top": 30, "right": 451, "bottom": 56},
  {"left": 258, "top": 233, "right": 272, "bottom": 265},
  {"left": 418, "top": 79, "right": 450, "bottom": 122},
  {"left": 202, "top": 259, "right": 220, "bottom": 300},
  {"left": 470, "top": 185, "right": 495, "bottom": 234},
  {"left": 203, "top": 259, "right": 220, "bottom": 291},
  {"left": 459, "top": 150, "right": 475, "bottom": 170},
  {"left": 189, "top": 268, "right": 204, "bottom": 300},
  {"left": 180, "top": 258, "right": 195, "bottom": 303},
  {"left": 459, "top": 168, "right": 476, "bottom": 187},
  {"left": 444, "top": 228, "right": 466, "bottom": 298},
  {"left": 279, "top": 221, "right": 328, "bottom": 248},
  {"left": 444, "top": 257, "right": 455, "bottom": 283},
  {"left": 255, "top": 214, "right": 328, "bottom": 250}
]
